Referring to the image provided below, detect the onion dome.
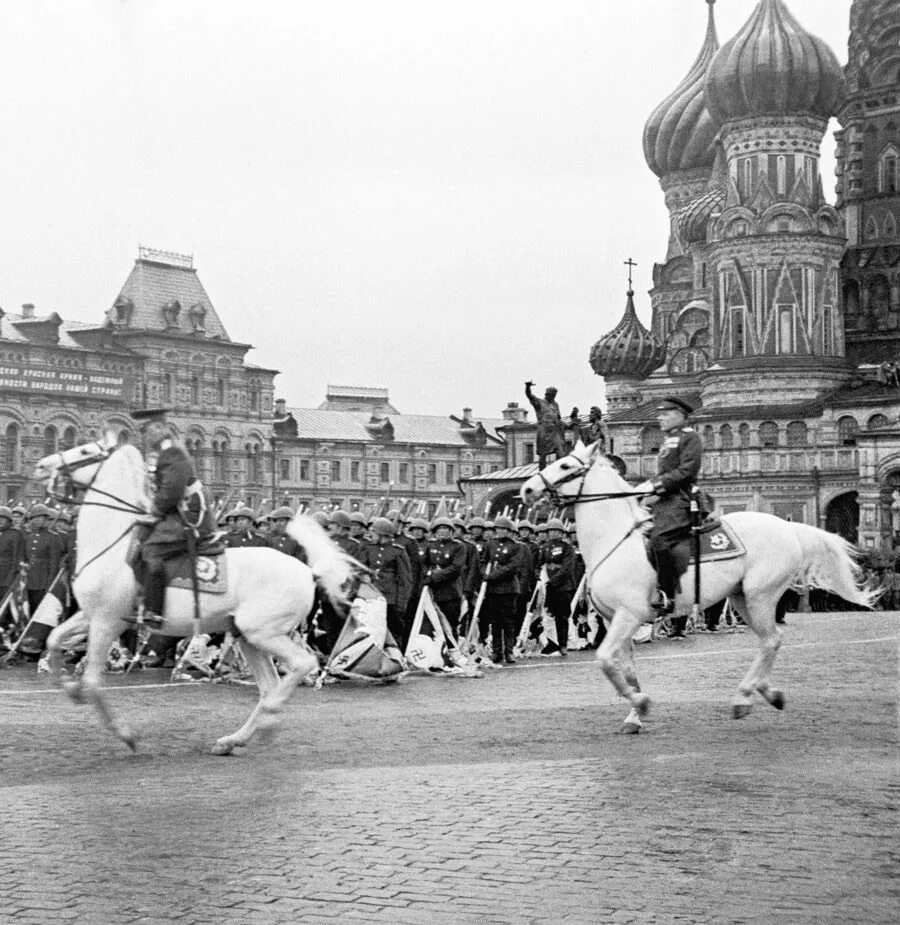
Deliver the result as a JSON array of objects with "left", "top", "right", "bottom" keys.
[
  {"left": 677, "top": 143, "right": 728, "bottom": 245},
  {"left": 705, "top": 0, "right": 845, "bottom": 124},
  {"left": 589, "top": 290, "right": 666, "bottom": 380},
  {"left": 642, "top": 0, "right": 720, "bottom": 178}
]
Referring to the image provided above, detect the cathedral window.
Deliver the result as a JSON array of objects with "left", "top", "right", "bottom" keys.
[
  {"left": 731, "top": 308, "right": 744, "bottom": 356},
  {"left": 250, "top": 388, "right": 259, "bottom": 412},
  {"left": 702, "top": 425, "right": 715, "bottom": 449},
  {"left": 879, "top": 145, "right": 899, "bottom": 193},
  {"left": 4, "top": 423, "right": 20, "bottom": 473},
  {"left": 738, "top": 423, "right": 750, "bottom": 449},
  {"left": 191, "top": 376, "right": 200, "bottom": 405},
  {"left": 837, "top": 416, "right": 859, "bottom": 446},
  {"left": 822, "top": 307, "right": 834, "bottom": 354},
  {"left": 786, "top": 421, "right": 808, "bottom": 447},
  {"left": 43, "top": 426, "right": 58, "bottom": 457},
  {"left": 779, "top": 308, "right": 794, "bottom": 354},
  {"left": 776, "top": 156, "right": 787, "bottom": 195},
  {"left": 162, "top": 373, "right": 173, "bottom": 404},
  {"left": 61, "top": 426, "right": 77, "bottom": 451},
  {"left": 868, "top": 414, "right": 889, "bottom": 429},
  {"left": 741, "top": 158, "right": 753, "bottom": 198},
  {"left": 865, "top": 216, "right": 880, "bottom": 240},
  {"left": 217, "top": 378, "right": 225, "bottom": 405},
  {"left": 759, "top": 422, "right": 779, "bottom": 449},
  {"left": 213, "top": 441, "right": 229, "bottom": 481},
  {"left": 719, "top": 424, "right": 734, "bottom": 449},
  {"left": 885, "top": 213, "right": 897, "bottom": 238}
]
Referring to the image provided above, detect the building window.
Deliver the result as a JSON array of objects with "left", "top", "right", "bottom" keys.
[
  {"left": 738, "top": 423, "right": 750, "bottom": 448},
  {"left": 61, "top": 426, "right": 77, "bottom": 451},
  {"left": 427, "top": 463, "right": 437, "bottom": 484},
  {"left": 191, "top": 376, "right": 199, "bottom": 405},
  {"left": 702, "top": 425, "right": 715, "bottom": 449},
  {"left": 163, "top": 373, "right": 173, "bottom": 403},
  {"left": 641, "top": 426, "right": 662, "bottom": 454},
  {"left": 250, "top": 389, "right": 259, "bottom": 411},
  {"left": 43, "top": 425, "right": 58, "bottom": 457},
  {"left": 719, "top": 424, "right": 734, "bottom": 449},
  {"left": 776, "top": 155, "right": 787, "bottom": 195},
  {"left": 351, "top": 461, "right": 361, "bottom": 482},
  {"left": 280, "top": 458, "right": 291, "bottom": 481},
  {"left": 4, "top": 423, "right": 20, "bottom": 472},
  {"left": 473, "top": 464, "right": 483, "bottom": 477},
  {"left": 446, "top": 463, "right": 455, "bottom": 484},
  {"left": 331, "top": 460, "right": 341, "bottom": 482},
  {"left": 759, "top": 422, "right": 779, "bottom": 449},
  {"left": 523, "top": 442, "right": 535, "bottom": 464},
  {"left": 868, "top": 414, "right": 889, "bottom": 429},
  {"left": 299, "top": 459, "right": 310, "bottom": 481},
  {"left": 879, "top": 145, "right": 899, "bottom": 193},
  {"left": 731, "top": 308, "right": 744, "bottom": 356},
  {"left": 837, "top": 416, "right": 859, "bottom": 446},
  {"left": 117, "top": 430, "right": 130, "bottom": 446},
  {"left": 379, "top": 462, "right": 390, "bottom": 483},
  {"left": 246, "top": 444, "right": 262, "bottom": 482},
  {"left": 399, "top": 462, "right": 409, "bottom": 483},
  {"left": 213, "top": 441, "right": 229, "bottom": 481},
  {"left": 217, "top": 378, "right": 225, "bottom": 405},
  {"left": 786, "top": 421, "right": 808, "bottom": 447},
  {"left": 741, "top": 158, "right": 753, "bottom": 198},
  {"left": 779, "top": 308, "right": 793, "bottom": 354}
]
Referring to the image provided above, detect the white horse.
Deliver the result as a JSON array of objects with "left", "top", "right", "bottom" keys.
[
  {"left": 520, "top": 441, "right": 877, "bottom": 733},
  {"left": 35, "top": 435, "right": 356, "bottom": 754}
]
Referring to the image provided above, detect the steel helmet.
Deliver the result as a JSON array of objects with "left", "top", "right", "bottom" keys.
[
  {"left": 451, "top": 517, "right": 467, "bottom": 530},
  {"left": 431, "top": 516, "right": 454, "bottom": 531},
  {"left": 11, "top": 505, "right": 26, "bottom": 516},
  {"left": 468, "top": 517, "right": 486, "bottom": 529},
  {"left": 349, "top": 511, "right": 369, "bottom": 526},
  {"left": 230, "top": 503, "right": 254, "bottom": 520},
  {"left": 494, "top": 515, "right": 515, "bottom": 530},
  {"left": 269, "top": 506, "right": 293, "bottom": 521},
  {"left": 409, "top": 517, "right": 429, "bottom": 532},
  {"left": 517, "top": 520, "right": 535, "bottom": 533},
  {"left": 29, "top": 503, "right": 52, "bottom": 518},
  {"left": 482, "top": 520, "right": 495, "bottom": 530},
  {"left": 330, "top": 510, "right": 352, "bottom": 528},
  {"left": 0, "top": 506, "right": 12, "bottom": 521},
  {"left": 311, "top": 511, "right": 330, "bottom": 527},
  {"left": 371, "top": 517, "right": 395, "bottom": 536},
  {"left": 546, "top": 518, "right": 566, "bottom": 531}
]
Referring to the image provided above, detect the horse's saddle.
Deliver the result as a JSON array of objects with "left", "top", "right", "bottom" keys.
[
  {"left": 126, "top": 532, "right": 230, "bottom": 595},
  {"left": 692, "top": 518, "right": 745, "bottom": 563}
]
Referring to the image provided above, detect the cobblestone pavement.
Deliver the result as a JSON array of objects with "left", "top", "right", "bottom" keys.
[{"left": 0, "top": 611, "right": 897, "bottom": 925}]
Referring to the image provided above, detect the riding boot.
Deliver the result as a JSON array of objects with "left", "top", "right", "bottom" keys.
[{"left": 142, "top": 561, "right": 167, "bottom": 621}]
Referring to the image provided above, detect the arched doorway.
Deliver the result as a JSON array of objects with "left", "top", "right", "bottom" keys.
[
  {"left": 825, "top": 492, "right": 859, "bottom": 544},
  {"left": 486, "top": 487, "right": 525, "bottom": 519}
]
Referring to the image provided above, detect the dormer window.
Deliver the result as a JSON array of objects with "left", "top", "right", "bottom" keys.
[
  {"left": 189, "top": 302, "right": 207, "bottom": 334},
  {"left": 113, "top": 296, "right": 134, "bottom": 326},
  {"left": 161, "top": 298, "right": 181, "bottom": 328}
]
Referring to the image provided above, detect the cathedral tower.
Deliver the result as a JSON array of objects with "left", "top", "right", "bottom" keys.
[
  {"left": 835, "top": 0, "right": 900, "bottom": 364},
  {"left": 700, "top": 0, "right": 850, "bottom": 408}
]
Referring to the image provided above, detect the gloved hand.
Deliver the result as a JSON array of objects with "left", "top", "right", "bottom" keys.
[
  {"left": 634, "top": 480, "right": 656, "bottom": 495},
  {"left": 135, "top": 513, "right": 159, "bottom": 527}
]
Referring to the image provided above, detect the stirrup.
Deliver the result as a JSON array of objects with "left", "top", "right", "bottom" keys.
[
  {"left": 650, "top": 590, "right": 673, "bottom": 615},
  {"left": 124, "top": 607, "right": 164, "bottom": 630}
]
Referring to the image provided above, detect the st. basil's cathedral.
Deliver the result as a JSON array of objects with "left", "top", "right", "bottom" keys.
[{"left": 589, "top": 0, "right": 900, "bottom": 555}]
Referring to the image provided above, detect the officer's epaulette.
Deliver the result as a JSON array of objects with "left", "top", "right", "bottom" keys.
[
  {"left": 682, "top": 426, "right": 695, "bottom": 432},
  {"left": 390, "top": 542, "right": 404, "bottom": 550}
]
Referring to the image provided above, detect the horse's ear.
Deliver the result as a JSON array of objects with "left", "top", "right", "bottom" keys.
[
  {"left": 102, "top": 431, "right": 117, "bottom": 451},
  {"left": 574, "top": 439, "right": 586, "bottom": 453}
]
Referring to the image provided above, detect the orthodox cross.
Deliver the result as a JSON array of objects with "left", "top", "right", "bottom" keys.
[{"left": 624, "top": 257, "right": 637, "bottom": 290}]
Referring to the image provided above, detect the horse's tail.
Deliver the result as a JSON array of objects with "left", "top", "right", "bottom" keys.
[
  {"left": 790, "top": 522, "right": 880, "bottom": 609},
  {"left": 286, "top": 513, "right": 356, "bottom": 609}
]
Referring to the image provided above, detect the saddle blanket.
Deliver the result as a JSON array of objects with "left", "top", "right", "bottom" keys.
[
  {"left": 693, "top": 519, "right": 745, "bottom": 563},
  {"left": 166, "top": 553, "right": 228, "bottom": 595}
]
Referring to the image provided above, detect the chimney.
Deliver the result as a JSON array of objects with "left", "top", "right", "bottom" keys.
[
  {"left": 21, "top": 303, "right": 35, "bottom": 319},
  {"left": 461, "top": 407, "right": 473, "bottom": 424},
  {"left": 274, "top": 398, "right": 286, "bottom": 417},
  {"left": 502, "top": 401, "right": 528, "bottom": 423}
]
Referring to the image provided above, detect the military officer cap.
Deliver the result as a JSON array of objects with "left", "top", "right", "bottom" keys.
[
  {"left": 269, "top": 506, "right": 294, "bottom": 521},
  {"left": 331, "top": 510, "right": 352, "bottom": 528},
  {"left": 311, "top": 511, "right": 330, "bottom": 527},
  {"left": 0, "top": 506, "right": 12, "bottom": 521},
  {"left": 131, "top": 407, "right": 171, "bottom": 422},
  {"left": 431, "top": 516, "right": 454, "bottom": 530},
  {"left": 230, "top": 503, "right": 254, "bottom": 520},
  {"left": 409, "top": 517, "right": 429, "bottom": 531},
  {"left": 349, "top": 511, "right": 369, "bottom": 526},
  {"left": 546, "top": 518, "right": 566, "bottom": 531},
  {"left": 517, "top": 520, "right": 535, "bottom": 533},
  {"left": 29, "top": 503, "right": 52, "bottom": 518},
  {"left": 371, "top": 517, "right": 395, "bottom": 536},
  {"left": 494, "top": 515, "right": 515, "bottom": 530},
  {"left": 659, "top": 396, "right": 693, "bottom": 416}
]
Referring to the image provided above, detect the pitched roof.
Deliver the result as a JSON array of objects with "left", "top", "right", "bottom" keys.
[
  {"left": 604, "top": 392, "right": 703, "bottom": 425},
  {"left": 107, "top": 256, "right": 230, "bottom": 340},
  {"left": 0, "top": 311, "right": 133, "bottom": 354},
  {"left": 284, "top": 407, "right": 506, "bottom": 447}
]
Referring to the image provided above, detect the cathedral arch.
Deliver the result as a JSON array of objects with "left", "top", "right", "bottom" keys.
[
  {"left": 719, "top": 424, "right": 734, "bottom": 449},
  {"left": 885, "top": 212, "right": 897, "bottom": 239},
  {"left": 786, "top": 421, "right": 808, "bottom": 447},
  {"left": 760, "top": 203, "right": 814, "bottom": 234},
  {"left": 759, "top": 421, "right": 779, "bottom": 449},
  {"left": 865, "top": 215, "right": 880, "bottom": 240},
  {"left": 837, "top": 415, "right": 859, "bottom": 446},
  {"left": 878, "top": 144, "right": 899, "bottom": 194},
  {"left": 843, "top": 279, "right": 861, "bottom": 320},
  {"left": 824, "top": 492, "right": 859, "bottom": 544},
  {"left": 868, "top": 413, "right": 890, "bottom": 429}
]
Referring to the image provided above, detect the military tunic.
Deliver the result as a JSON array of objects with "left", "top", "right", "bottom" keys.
[
  {"left": 359, "top": 541, "right": 412, "bottom": 612},
  {"left": 227, "top": 527, "right": 269, "bottom": 549},
  {"left": 0, "top": 525, "right": 25, "bottom": 594},
  {"left": 650, "top": 424, "right": 703, "bottom": 541},
  {"left": 267, "top": 532, "right": 308, "bottom": 563}
]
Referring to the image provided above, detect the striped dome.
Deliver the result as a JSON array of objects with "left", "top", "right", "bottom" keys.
[
  {"left": 677, "top": 144, "right": 728, "bottom": 245},
  {"left": 589, "top": 291, "right": 666, "bottom": 381},
  {"left": 705, "top": 0, "right": 845, "bottom": 124},
  {"left": 642, "top": 1, "right": 720, "bottom": 178}
]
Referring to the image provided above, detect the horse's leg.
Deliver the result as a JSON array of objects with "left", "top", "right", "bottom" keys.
[
  {"left": 211, "top": 641, "right": 279, "bottom": 756},
  {"left": 729, "top": 591, "right": 784, "bottom": 718},
  {"left": 46, "top": 612, "right": 83, "bottom": 687},
  {"left": 80, "top": 614, "right": 136, "bottom": 750},
  {"left": 237, "top": 628, "right": 319, "bottom": 743},
  {"left": 595, "top": 608, "right": 650, "bottom": 721},
  {"left": 619, "top": 637, "right": 644, "bottom": 734}
]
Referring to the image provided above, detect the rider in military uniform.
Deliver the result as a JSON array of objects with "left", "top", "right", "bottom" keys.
[
  {"left": 480, "top": 515, "right": 521, "bottom": 664},
  {"left": 266, "top": 506, "right": 307, "bottom": 562},
  {"left": 359, "top": 517, "right": 413, "bottom": 647},
  {"left": 135, "top": 408, "right": 217, "bottom": 626},
  {"left": 422, "top": 516, "right": 466, "bottom": 636},
  {"left": 634, "top": 396, "right": 703, "bottom": 638}
]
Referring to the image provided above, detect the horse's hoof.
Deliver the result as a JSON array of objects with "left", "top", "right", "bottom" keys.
[
  {"left": 120, "top": 732, "right": 138, "bottom": 752},
  {"left": 631, "top": 693, "right": 650, "bottom": 717},
  {"left": 767, "top": 689, "right": 785, "bottom": 711},
  {"left": 620, "top": 721, "right": 642, "bottom": 735},
  {"left": 63, "top": 680, "right": 85, "bottom": 704},
  {"left": 211, "top": 740, "right": 235, "bottom": 756},
  {"left": 731, "top": 703, "right": 752, "bottom": 719}
]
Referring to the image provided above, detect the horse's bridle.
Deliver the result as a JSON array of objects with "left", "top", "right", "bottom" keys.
[{"left": 537, "top": 444, "right": 649, "bottom": 508}]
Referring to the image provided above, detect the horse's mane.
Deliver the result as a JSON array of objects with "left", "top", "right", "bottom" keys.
[
  {"left": 107, "top": 444, "right": 151, "bottom": 510},
  {"left": 583, "top": 443, "right": 636, "bottom": 494}
]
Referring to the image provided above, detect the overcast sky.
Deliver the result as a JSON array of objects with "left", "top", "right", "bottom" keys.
[{"left": 0, "top": 0, "right": 850, "bottom": 419}]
